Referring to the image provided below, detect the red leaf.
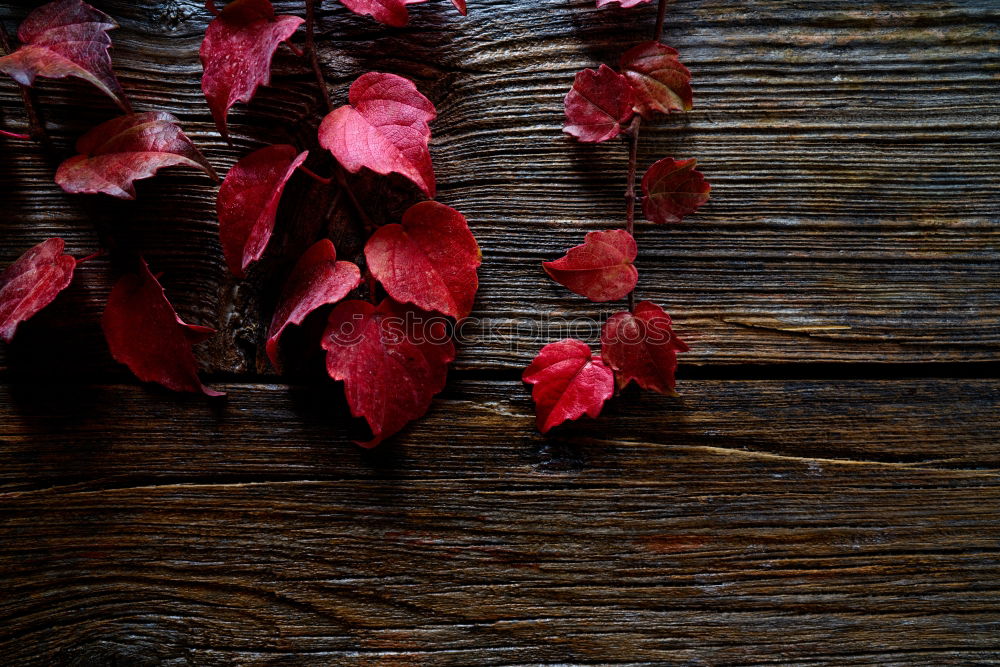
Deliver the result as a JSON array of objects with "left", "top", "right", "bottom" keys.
[
  {"left": 523, "top": 339, "right": 614, "bottom": 433},
  {"left": 641, "top": 156, "right": 710, "bottom": 224},
  {"left": 266, "top": 239, "right": 361, "bottom": 370},
  {"left": 200, "top": 0, "right": 303, "bottom": 138},
  {"left": 0, "top": 238, "right": 77, "bottom": 343},
  {"left": 563, "top": 64, "right": 636, "bottom": 143},
  {"left": 596, "top": 0, "right": 651, "bottom": 6},
  {"left": 451, "top": 0, "right": 468, "bottom": 15},
  {"left": 55, "top": 111, "right": 217, "bottom": 199},
  {"left": 542, "top": 229, "right": 637, "bottom": 302},
  {"left": 620, "top": 41, "right": 693, "bottom": 118},
  {"left": 318, "top": 72, "right": 436, "bottom": 197},
  {"left": 338, "top": 0, "right": 464, "bottom": 27},
  {"left": 322, "top": 298, "right": 455, "bottom": 447},
  {"left": 102, "top": 258, "right": 222, "bottom": 396},
  {"left": 0, "top": 0, "right": 130, "bottom": 111},
  {"left": 601, "top": 301, "right": 689, "bottom": 394},
  {"left": 218, "top": 144, "right": 308, "bottom": 277},
  {"left": 365, "top": 201, "right": 481, "bottom": 319}
]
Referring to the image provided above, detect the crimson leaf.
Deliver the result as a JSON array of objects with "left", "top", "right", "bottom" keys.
[
  {"left": 218, "top": 144, "right": 308, "bottom": 277},
  {"left": 641, "top": 156, "right": 710, "bottom": 224},
  {"left": 365, "top": 201, "right": 481, "bottom": 319},
  {"left": 200, "top": 0, "right": 303, "bottom": 138},
  {"left": 563, "top": 64, "right": 636, "bottom": 143},
  {"left": 318, "top": 72, "right": 436, "bottom": 197},
  {"left": 55, "top": 111, "right": 217, "bottom": 199},
  {"left": 542, "top": 229, "right": 637, "bottom": 302},
  {"left": 0, "top": 238, "right": 77, "bottom": 343},
  {"left": 266, "top": 239, "right": 361, "bottom": 370},
  {"left": 322, "top": 298, "right": 455, "bottom": 447},
  {"left": 620, "top": 41, "right": 692, "bottom": 118},
  {"left": 601, "top": 301, "right": 689, "bottom": 394},
  {"left": 0, "top": 0, "right": 130, "bottom": 111},
  {"left": 523, "top": 339, "right": 614, "bottom": 433},
  {"left": 102, "top": 258, "right": 222, "bottom": 396}
]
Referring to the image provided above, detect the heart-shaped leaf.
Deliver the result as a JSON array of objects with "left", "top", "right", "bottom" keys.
[
  {"left": 0, "top": 238, "right": 77, "bottom": 343},
  {"left": 0, "top": 0, "right": 130, "bottom": 111},
  {"left": 266, "top": 239, "right": 361, "bottom": 370},
  {"left": 641, "top": 156, "right": 710, "bottom": 224},
  {"left": 318, "top": 72, "right": 436, "bottom": 197},
  {"left": 218, "top": 144, "right": 308, "bottom": 277},
  {"left": 523, "top": 338, "right": 614, "bottom": 433},
  {"left": 323, "top": 298, "right": 455, "bottom": 447},
  {"left": 601, "top": 301, "right": 689, "bottom": 394},
  {"left": 56, "top": 111, "right": 217, "bottom": 199},
  {"left": 102, "top": 258, "right": 222, "bottom": 396},
  {"left": 200, "top": 0, "right": 303, "bottom": 138},
  {"left": 543, "top": 229, "right": 637, "bottom": 302},
  {"left": 563, "top": 64, "right": 636, "bottom": 143},
  {"left": 620, "top": 41, "right": 692, "bottom": 118},
  {"left": 365, "top": 201, "right": 481, "bottom": 319}
]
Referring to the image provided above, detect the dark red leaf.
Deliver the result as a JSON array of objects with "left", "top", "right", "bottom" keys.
[
  {"left": 266, "top": 239, "right": 361, "bottom": 370},
  {"left": 102, "top": 258, "right": 222, "bottom": 396},
  {"left": 0, "top": 238, "right": 76, "bottom": 343},
  {"left": 55, "top": 111, "right": 217, "bottom": 199},
  {"left": 563, "top": 64, "right": 636, "bottom": 143},
  {"left": 620, "top": 41, "right": 693, "bottom": 118},
  {"left": 542, "top": 229, "right": 637, "bottom": 302},
  {"left": 365, "top": 201, "right": 481, "bottom": 319},
  {"left": 338, "top": 0, "right": 464, "bottom": 27},
  {"left": 319, "top": 72, "right": 436, "bottom": 197},
  {"left": 601, "top": 301, "right": 689, "bottom": 394},
  {"left": 0, "top": 0, "right": 130, "bottom": 111},
  {"left": 322, "top": 298, "right": 455, "bottom": 447},
  {"left": 217, "top": 144, "right": 308, "bottom": 277},
  {"left": 522, "top": 339, "right": 614, "bottom": 433},
  {"left": 596, "top": 0, "right": 651, "bottom": 6},
  {"left": 200, "top": 0, "right": 303, "bottom": 137},
  {"left": 641, "top": 156, "right": 710, "bottom": 224}
]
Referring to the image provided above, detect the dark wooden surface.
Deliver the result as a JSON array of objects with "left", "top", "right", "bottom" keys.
[{"left": 2, "top": 0, "right": 999, "bottom": 664}]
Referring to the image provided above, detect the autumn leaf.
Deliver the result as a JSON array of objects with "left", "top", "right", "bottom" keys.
[
  {"left": 102, "top": 258, "right": 222, "bottom": 396},
  {"left": 217, "top": 144, "right": 308, "bottom": 277},
  {"left": 319, "top": 72, "right": 436, "bottom": 197},
  {"left": 620, "top": 41, "right": 692, "bottom": 118},
  {"left": 55, "top": 111, "right": 217, "bottom": 199},
  {"left": 601, "top": 301, "right": 688, "bottom": 394},
  {"left": 0, "top": 238, "right": 77, "bottom": 343},
  {"left": 266, "top": 239, "right": 361, "bottom": 370},
  {"left": 641, "top": 156, "right": 710, "bottom": 224},
  {"left": 322, "top": 298, "right": 455, "bottom": 447},
  {"left": 200, "top": 0, "right": 303, "bottom": 138},
  {"left": 0, "top": 0, "right": 130, "bottom": 111},
  {"left": 563, "top": 64, "right": 636, "bottom": 143},
  {"left": 338, "top": 0, "right": 465, "bottom": 27},
  {"left": 365, "top": 201, "right": 481, "bottom": 319},
  {"left": 523, "top": 339, "right": 614, "bottom": 433},
  {"left": 542, "top": 229, "right": 637, "bottom": 302}
]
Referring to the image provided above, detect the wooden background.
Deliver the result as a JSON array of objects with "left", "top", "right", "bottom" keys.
[{"left": 2, "top": 0, "right": 999, "bottom": 663}]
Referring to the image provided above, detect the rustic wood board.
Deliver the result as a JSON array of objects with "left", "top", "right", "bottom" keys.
[{"left": 1, "top": 0, "right": 999, "bottom": 663}]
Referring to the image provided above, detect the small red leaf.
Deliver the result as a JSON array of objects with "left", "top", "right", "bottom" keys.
[
  {"left": 0, "top": 0, "right": 130, "bottom": 111},
  {"left": 319, "top": 72, "right": 436, "bottom": 197},
  {"left": 596, "top": 0, "right": 651, "bottom": 7},
  {"left": 641, "top": 157, "right": 710, "bottom": 224},
  {"left": 102, "top": 258, "right": 222, "bottom": 396},
  {"left": 542, "top": 229, "right": 637, "bottom": 302},
  {"left": 620, "top": 41, "right": 693, "bottom": 118},
  {"left": 218, "top": 144, "right": 308, "bottom": 277},
  {"left": 55, "top": 111, "right": 217, "bottom": 199},
  {"left": 200, "top": 0, "right": 303, "bottom": 138},
  {"left": 323, "top": 298, "right": 455, "bottom": 447},
  {"left": 365, "top": 201, "right": 481, "bottom": 319},
  {"left": 338, "top": 0, "right": 464, "bottom": 27},
  {"left": 601, "top": 301, "right": 688, "bottom": 394},
  {"left": 266, "top": 239, "right": 361, "bottom": 370},
  {"left": 523, "top": 339, "right": 614, "bottom": 433},
  {"left": 0, "top": 238, "right": 77, "bottom": 343},
  {"left": 563, "top": 64, "right": 636, "bottom": 143}
]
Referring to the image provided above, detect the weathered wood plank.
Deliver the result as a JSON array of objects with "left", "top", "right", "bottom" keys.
[{"left": 1, "top": 0, "right": 998, "bottom": 377}]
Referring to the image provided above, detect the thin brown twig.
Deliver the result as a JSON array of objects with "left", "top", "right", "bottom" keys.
[
  {"left": 654, "top": 0, "right": 669, "bottom": 42},
  {"left": 624, "top": 116, "right": 641, "bottom": 312},
  {"left": 0, "top": 22, "right": 48, "bottom": 145}
]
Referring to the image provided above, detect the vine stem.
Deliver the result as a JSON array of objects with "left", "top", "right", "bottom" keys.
[
  {"left": 654, "top": 0, "right": 669, "bottom": 42},
  {"left": 0, "top": 22, "right": 48, "bottom": 145}
]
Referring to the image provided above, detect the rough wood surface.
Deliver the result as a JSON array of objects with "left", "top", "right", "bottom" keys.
[{"left": 1, "top": 0, "right": 999, "bottom": 664}]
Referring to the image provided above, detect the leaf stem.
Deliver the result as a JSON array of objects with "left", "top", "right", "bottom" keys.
[
  {"left": 0, "top": 22, "right": 48, "bottom": 146},
  {"left": 304, "top": 0, "right": 332, "bottom": 114},
  {"left": 654, "top": 0, "right": 669, "bottom": 42},
  {"left": 297, "top": 164, "right": 332, "bottom": 185},
  {"left": 0, "top": 129, "right": 30, "bottom": 140},
  {"left": 624, "top": 116, "right": 641, "bottom": 312},
  {"left": 285, "top": 41, "right": 304, "bottom": 58},
  {"left": 75, "top": 249, "right": 105, "bottom": 265}
]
